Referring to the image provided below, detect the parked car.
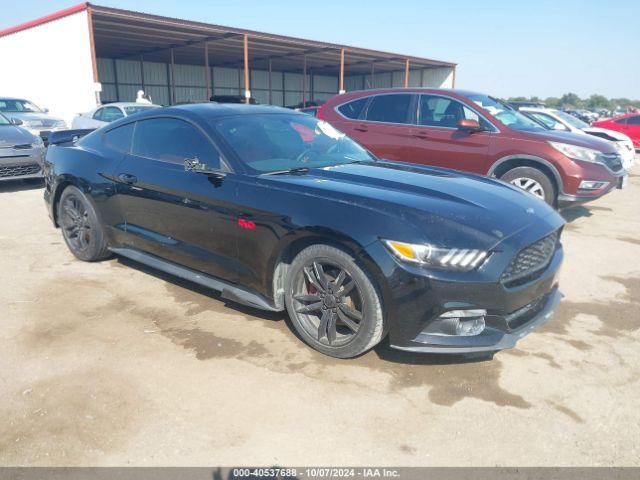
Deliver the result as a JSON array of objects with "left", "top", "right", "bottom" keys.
[
  {"left": 508, "top": 100, "right": 546, "bottom": 109},
  {"left": 297, "top": 106, "right": 321, "bottom": 117},
  {"left": 593, "top": 113, "right": 640, "bottom": 151},
  {"left": 0, "top": 97, "right": 67, "bottom": 145},
  {"left": 520, "top": 107, "right": 635, "bottom": 170},
  {"left": 43, "top": 104, "right": 564, "bottom": 358},
  {"left": 0, "top": 112, "right": 45, "bottom": 182},
  {"left": 319, "top": 89, "right": 627, "bottom": 207},
  {"left": 210, "top": 95, "right": 257, "bottom": 104},
  {"left": 71, "top": 102, "right": 161, "bottom": 129}
]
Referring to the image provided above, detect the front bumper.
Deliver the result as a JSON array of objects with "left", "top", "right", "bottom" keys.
[
  {"left": 559, "top": 159, "right": 625, "bottom": 207},
  {"left": 364, "top": 218, "right": 564, "bottom": 354},
  {"left": 0, "top": 152, "right": 44, "bottom": 181},
  {"left": 391, "top": 286, "right": 561, "bottom": 353}
]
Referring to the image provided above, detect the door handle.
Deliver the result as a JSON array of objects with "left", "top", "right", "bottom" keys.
[
  {"left": 354, "top": 124, "right": 368, "bottom": 132},
  {"left": 412, "top": 132, "right": 429, "bottom": 139},
  {"left": 117, "top": 173, "right": 138, "bottom": 185}
]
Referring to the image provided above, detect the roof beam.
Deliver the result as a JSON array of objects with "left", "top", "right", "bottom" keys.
[{"left": 117, "top": 32, "right": 241, "bottom": 59}]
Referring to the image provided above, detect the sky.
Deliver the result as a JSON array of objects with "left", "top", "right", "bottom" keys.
[{"left": 1, "top": 0, "right": 638, "bottom": 99}]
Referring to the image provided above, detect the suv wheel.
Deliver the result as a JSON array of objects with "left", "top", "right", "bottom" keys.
[
  {"left": 501, "top": 166, "right": 556, "bottom": 206},
  {"left": 284, "top": 244, "right": 385, "bottom": 358},
  {"left": 58, "top": 186, "right": 111, "bottom": 261}
]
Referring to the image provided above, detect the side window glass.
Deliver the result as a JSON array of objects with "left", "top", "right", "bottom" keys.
[
  {"left": 531, "top": 113, "right": 560, "bottom": 129},
  {"left": 132, "top": 118, "right": 220, "bottom": 169},
  {"left": 103, "top": 123, "right": 134, "bottom": 153},
  {"left": 102, "top": 107, "right": 125, "bottom": 123},
  {"left": 615, "top": 118, "right": 628, "bottom": 125},
  {"left": 419, "top": 95, "right": 464, "bottom": 127},
  {"left": 93, "top": 108, "right": 103, "bottom": 121},
  {"left": 337, "top": 98, "right": 368, "bottom": 119},
  {"left": 365, "top": 94, "right": 412, "bottom": 124},
  {"left": 627, "top": 116, "right": 640, "bottom": 125}
]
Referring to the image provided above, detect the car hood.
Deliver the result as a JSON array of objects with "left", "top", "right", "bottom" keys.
[
  {"left": 0, "top": 125, "right": 37, "bottom": 146},
  {"left": 3, "top": 112, "right": 63, "bottom": 126},
  {"left": 583, "top": 126, "right": 632, "bottom": 143},
  {"left": 520, "top": 129, "right": 618, "bottom": 153},
  {"left": 262, "top": 161, "right": 563, "bottom": 250}
]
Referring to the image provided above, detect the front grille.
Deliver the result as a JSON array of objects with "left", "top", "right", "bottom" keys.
[
  {"left": 0, "top": 163, "right": 41, "bottom": 178},
  {"left": 600, "top": 154, "right": 624, "bottom": 173},
  {"left": 501, "top": 231, "right": 559, "bottom": 287}
]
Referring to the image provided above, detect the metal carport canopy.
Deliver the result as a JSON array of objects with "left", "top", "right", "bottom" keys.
[{"left": 88, "top": 3, "right": 456, "bottom": 77}]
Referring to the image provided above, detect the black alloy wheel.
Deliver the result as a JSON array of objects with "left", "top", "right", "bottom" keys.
[{"left": 285, "top": 244, "right": 385, "bottom": 358}]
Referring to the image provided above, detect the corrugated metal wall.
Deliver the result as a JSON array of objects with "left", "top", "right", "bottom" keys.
[{"left": 97, "top": 58, "right": 454, "bottom": 106}]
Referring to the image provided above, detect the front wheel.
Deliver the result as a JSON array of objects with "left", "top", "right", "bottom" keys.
[
  {"left": 284, "top": 245, "right": 385, "bottom": 358},
  {"left": 501, "top": 166, "right": 556, "bottom": 206}
]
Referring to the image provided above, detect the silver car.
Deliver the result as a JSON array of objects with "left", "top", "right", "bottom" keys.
[
  {"left": 0, "top": 113, "right": 45, "bottom": 182},
  {"left": 0, "top": 97, "right": 67, "bottom": 145}
]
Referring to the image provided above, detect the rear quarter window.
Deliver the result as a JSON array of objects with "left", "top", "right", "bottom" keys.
[
  {"left": 103, "top": 123, "right": 134, "bottom": 154},
  {"left": 337, "top": 97, "right": 368, "bottom": 119}
]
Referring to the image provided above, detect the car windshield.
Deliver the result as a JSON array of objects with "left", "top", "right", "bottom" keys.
[
  {"left": 123, "top": 106, "right": 157, "bottom": 116},
  {"left": 466, "top": 94, "right": 545, "bottom": 132},
  {"left": 211, "top": 114, "right": 374, "bottom": 173},
  {"left": 0, "top": 99, "right": 42, "bottom": 113},
  {"left": 0, "top": 113, "right": 10, "bottom": 125},
  {"left": 553, "top": 110, "right": 590, "bottom": 129}
]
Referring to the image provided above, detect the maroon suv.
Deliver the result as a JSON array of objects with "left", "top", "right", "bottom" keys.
[{"left": 319, "top": 89, "right": 627, "bottom": 206}]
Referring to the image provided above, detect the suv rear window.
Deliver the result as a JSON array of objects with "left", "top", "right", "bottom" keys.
[
  {"left": 365, "top": 94, "right": 412, "bottom": 124},
  {"left": 337, "top": 98, "right": 368, "bottom": 119}
]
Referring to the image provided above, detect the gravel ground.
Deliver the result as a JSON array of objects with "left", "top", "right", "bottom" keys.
[{"left": 0, "top": 166, "right": 638, "bottom": 466}]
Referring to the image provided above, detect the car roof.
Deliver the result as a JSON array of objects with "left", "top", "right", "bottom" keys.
[
  {"left": 100, "top": 102, "right": 161, "bottom": 108},
  {"left": 0, "top": 97, "right": 29, "bottom": 102}
]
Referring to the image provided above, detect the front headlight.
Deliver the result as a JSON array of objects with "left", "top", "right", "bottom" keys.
[
  {"left": 548, "top": 141, "right": 602, "bottom": 163},
  {"left": 383, "top": 239, "right": 489, "bottom": 271},
  {"left": 54, "top": 120, "right": 67, "bottom": 128}
]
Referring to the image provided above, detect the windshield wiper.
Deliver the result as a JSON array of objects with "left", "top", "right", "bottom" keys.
[{"left": 260, "top": 167, "right": 310, "bottom": 176}]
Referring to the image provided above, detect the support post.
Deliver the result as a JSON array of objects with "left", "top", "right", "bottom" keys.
[
  {"left": 339, "top": 48, "right": 345, "bottom": 94},
  {"left": 204, "top": 42, "right": 211, "bottom": 101},
  {"left": 452, "top": 66, "right": 456, "bottom": 88},
  {"left": 170, "top": 48, "right": 176, "bottom": 105},
  {"left": 303, "top": 54, "right": 307, "bottom": 107},
  {"left": 243, "top": 34, "right": 250, "bottom": 104},
  {"left": 86, "top": 6, "right": 100, "bottom": 105},
  {"left": 140, "top": 55, "right": 146, "bottom": 93},
  {"left": 404, "top": 59, "right": 410, "bottom": 88},
  {"left": 369, "top": 62, "right": 375, "bottom": 89},
  {"left": 268, "top": 59, "right": 273, "bottom": 105}
]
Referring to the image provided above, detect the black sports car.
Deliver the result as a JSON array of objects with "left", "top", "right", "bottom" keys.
[{"left": 43, "top": 104, "right": 564, "bottom": 358}]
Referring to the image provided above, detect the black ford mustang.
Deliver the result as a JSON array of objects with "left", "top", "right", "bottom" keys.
[{"left": 43, "top": 104, "right": 564, "bottom": 359}]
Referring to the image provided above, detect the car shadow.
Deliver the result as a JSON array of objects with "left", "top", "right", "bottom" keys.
[
  {"left": 561, "top": 204, "right": 612, "bottom": 223},
  {"left": 0, "top": 178, "right": 44, "bottom": 192},
  {"left": 114, "top": 256, "right": 496, "bottom": 366}
]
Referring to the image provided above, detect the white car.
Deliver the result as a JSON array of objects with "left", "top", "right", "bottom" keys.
[
  {"left": 71, "top": 102, "right": 161, "bottom": 129},
  {"left": 521, "top": 107, "right": 635, "bottom": 170}
]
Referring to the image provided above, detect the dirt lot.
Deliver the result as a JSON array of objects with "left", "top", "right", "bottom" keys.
[{"left": 0, "top": 168, "right": 639, "bottom": 467}]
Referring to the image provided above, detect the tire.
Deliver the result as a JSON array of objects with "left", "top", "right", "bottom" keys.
[
  {"left": 57, "top": 185, "right": 111, "bottom": 262},
  {"left": 284, "top": 244, "right": 385, "bottom": 358},
  {"left": 500, "top": 166, "right": 556, "bottom": 206}
]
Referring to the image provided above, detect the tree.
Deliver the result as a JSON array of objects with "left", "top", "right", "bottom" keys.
[
  {"left": 545, "top": 97, "right": 560, "bottom": 107},
  {"left": 558, "top": 93, "right": 582, "bottom": 108},
  {"left": 586, "top": 94, "right": 611, "bottom": 109}
]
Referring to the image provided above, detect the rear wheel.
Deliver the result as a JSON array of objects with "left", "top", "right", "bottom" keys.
[
  {"left": 58, "top": 186, "right": 111, "bottom": 261},
  {"left": 284, "top": 244, "right": 385, "bottom": 358},
  {"left": 501, "top": 166, "right": 556, "bottom": 206}
]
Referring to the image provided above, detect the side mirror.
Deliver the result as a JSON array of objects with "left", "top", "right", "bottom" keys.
[
  {"left": 10, "top": 118, "right": 23, "bottom": 126},
  {"left": 458, "top": 118, "right": 482, "bottom": 132}
]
